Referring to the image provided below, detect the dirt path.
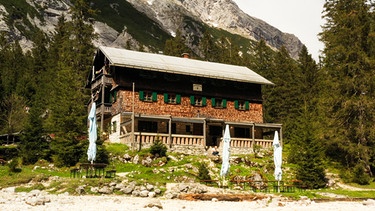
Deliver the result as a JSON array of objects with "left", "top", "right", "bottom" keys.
[{"left": 336, "top": 182, "right": 375, "bottom": 191}]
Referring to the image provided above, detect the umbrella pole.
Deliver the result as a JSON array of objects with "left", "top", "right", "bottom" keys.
[{"left": 278, "top": 180, "right": 280, "bottom": 193}]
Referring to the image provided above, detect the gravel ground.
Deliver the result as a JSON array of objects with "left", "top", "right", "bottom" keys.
[{"left": 1, "top": 188, "right": 375, "bottom": 211}]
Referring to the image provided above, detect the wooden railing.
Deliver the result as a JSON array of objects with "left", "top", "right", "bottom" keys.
[
  {"left": 96, "top": 103, "right": 112, "bottom": 115},
  {"left": 91, "top": 75, "right": 113, "bottom": 89},
  {"left": 119, "top": 133, "right": 273, "bottom": 148}
]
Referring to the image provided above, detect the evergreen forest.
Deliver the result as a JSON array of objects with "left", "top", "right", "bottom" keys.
[{"left": 1, "top": 0, "right": 375, "bottom": 188}]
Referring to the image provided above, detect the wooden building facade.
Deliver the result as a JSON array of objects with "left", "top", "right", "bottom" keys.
[{"left": 87, "top": 46, "right": 282, "bottom": 154}]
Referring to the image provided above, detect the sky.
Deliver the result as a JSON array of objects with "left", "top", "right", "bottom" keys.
[{"left": 233, "top": 0, "right": 326, "bottom": 61}]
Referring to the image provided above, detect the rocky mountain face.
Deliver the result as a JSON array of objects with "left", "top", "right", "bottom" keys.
[{"left": 0, "top": 0, "right": 303, "bottom": 58}]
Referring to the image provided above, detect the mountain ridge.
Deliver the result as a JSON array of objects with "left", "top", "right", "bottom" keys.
[{"left": 0, "top": 0, "right": 303, "bottom": 59}]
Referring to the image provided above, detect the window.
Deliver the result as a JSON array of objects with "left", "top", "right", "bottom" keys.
[
  {"left": 235, "top": 100, "right": 250, "bottom": 110},
  {"left": 139, "top": 91, "right": 157, "bottom": 102},
  {"left": 138, "top": 121, "right": 158, "bottom": 132},
  {"left": 111, "top": 121, "right": 117, "bottom": 133},
  {"left": 186, "top": 125, "right": 191, "bottom": 133},
  {"left": 164, "top": 93, "right": 181, "bottom": 104},
  {"left": 190, "top": 96, "right": 206, "bottom": 106},
  {"left": 211, "top": 98, "right": 227, "bottom": 108},
  {"left": 110, "top": 90, "right": 117, "bottom": 103},
  {"left": 234, "top": 127, "right": 250, "bottom": 138}
]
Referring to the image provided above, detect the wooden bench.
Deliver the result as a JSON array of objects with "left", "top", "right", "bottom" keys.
[
  {"left": 70, "top": 168, "right": 80, "bottom": 178},
  {"left": 200, "top": 179, "right": 219, "bottom": 187},
  {"left": 105, "top": 169, "right": 116, "bottom": 178}
]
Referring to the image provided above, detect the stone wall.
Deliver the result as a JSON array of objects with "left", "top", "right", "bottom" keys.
[{"left": 113, "top": 90, "right": 263, "bottom": 123}]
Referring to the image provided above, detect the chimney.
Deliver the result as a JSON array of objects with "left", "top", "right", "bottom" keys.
[{"left": 181, "top": 53, "right": 190, "bottom": 58}]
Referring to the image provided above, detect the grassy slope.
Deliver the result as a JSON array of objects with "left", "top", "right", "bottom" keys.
[{"left": 1, "top": 143, "right": 375, "bottom": 199}]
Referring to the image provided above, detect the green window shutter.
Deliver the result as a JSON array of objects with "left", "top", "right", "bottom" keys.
[
  {"left": 113, "top": 90, "right": 117, "bottom": 102},
  {"left": 164, "top": 93, "right": 168, "bottom": 103},
  {"left": 211, "top": 98, "right": 216, "bottom": 107},
  {"left": 190, "top": 96, "right": 195, "bottom": 105},
  {"left": 139, "top": 91, "right": 144, "bottom": 100},
  {"left": 176, "top": 94, "right": 181, "bottom": 104},
  {"left": 234, "top": 100, "right": 239, "bottom": 109},
  {"left": 223, "top": 99, "right": 227, "bottom": 108},
  {"left": 152, "top": 92, "right": 157, "bottom": 102},
  {"left": 202, "top": 97, "right": 207, "bottom": 106},
  {"left": 245, "top": 101, "right": 250, "bottom": 110}
]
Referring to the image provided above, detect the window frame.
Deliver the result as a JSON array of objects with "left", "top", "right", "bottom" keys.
[
  {"left": 139, "top": 91, "right": 157, "bottom": 102},
  {"left": 190, "top": 96, "right": 207, "bottom": 106},
  {"left": 235, "top": 100, "right": 250, "bottom": 111},
  {"left": 211, "top": 98, "right": 227, "bottom": 108},
  {"left": 164, "top": 93, "right": 181, "bottom": 104}
]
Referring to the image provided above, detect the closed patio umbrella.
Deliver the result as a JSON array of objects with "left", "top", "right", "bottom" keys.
[
  {"left": 273, "top": 130, "right": 282, "bottom": 192},
  {"left": 87, "top": 102, "right": 97, "bottom": 164},
  {"left": 220, "top": 124, "right": 231, "bottom": 177}
]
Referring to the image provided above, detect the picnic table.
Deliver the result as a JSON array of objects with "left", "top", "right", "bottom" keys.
[
  {"left": 227, "top": 179, "right": 297, "bottom": 193},
  {"left": 71, "top": 163, "right": 108, "bottom": 178}
]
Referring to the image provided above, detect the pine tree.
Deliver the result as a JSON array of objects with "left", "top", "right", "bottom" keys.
[
  {"left": 20, "top": 32, "right": 53, "bottom": 164},
  {"left": 199, "top": 31, "right": 218, "bottom": 61},
  {"left": 46, "top": 1, "right": 96, "bottom": 166},
  {"left": 164, "top": 30, "right": 189, "bottom": 57},
  {"left": 320, "top": 0, "right": 375, "bottom": 181},
  {"left": 263, "top": 47, "right": 300, "bottom": 141},
  {"left": 289, "top": 46, "right": 327, "bottom": 188}
]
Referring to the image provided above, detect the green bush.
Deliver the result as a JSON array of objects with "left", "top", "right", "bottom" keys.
[
  {"left": 50, "top": 138, "right": 84, "bottom": 167},
  {"left": 197, "top": 162, "right": 211, "bottom": 181},
  {"left": 352, "top": 163, "right": 371, "bottom": 185},
  {"left": 0, "top": 145, "right": 19, "bottom": 160},
  {"left": 149, "top": 140, "right": 167, "bottom": 158},
  {"left": 8, "top": 157, "right": 21, "bottom": 173}
]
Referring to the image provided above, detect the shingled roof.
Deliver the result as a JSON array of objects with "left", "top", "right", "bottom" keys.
[{"left": 98, "top": 46, "right": 273, "bottom": 85}]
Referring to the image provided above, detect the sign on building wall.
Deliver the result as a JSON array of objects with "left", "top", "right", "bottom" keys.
[{"left": 193, "top": 84, "right": 202, "bottom": 92}]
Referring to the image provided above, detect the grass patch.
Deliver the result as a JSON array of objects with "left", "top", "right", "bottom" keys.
[{"left": 1, "top": 143, "right": 375, "bottom": 200}]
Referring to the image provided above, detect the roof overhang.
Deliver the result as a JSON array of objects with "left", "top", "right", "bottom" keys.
[{"left": 97, "top": 46, "right": 274, "bottom": 85}]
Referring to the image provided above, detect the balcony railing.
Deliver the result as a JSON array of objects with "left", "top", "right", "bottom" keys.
[
  {"left": 91, "top": 74, "right": 113, "bottom": 90},
  {"left": 119, "top": 133, "right": 273, "bottom": 149},
  {"left": 96, "top": 103, "right": 112, "bottom": 115}
]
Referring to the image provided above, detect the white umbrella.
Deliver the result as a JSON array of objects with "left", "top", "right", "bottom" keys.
[
  {"left": 273, "top": 131, "right": 282, "bottom": 192},
  {"left": 87, "top": 102, "right": 97, "bottom": 164},
  {"left": 220, "top": 124, "right": 231, "bottom": 177}
]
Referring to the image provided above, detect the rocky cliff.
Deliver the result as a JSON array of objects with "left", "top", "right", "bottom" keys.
[{"left": 0, "top": 0, "right": 303, "bottom": 58}]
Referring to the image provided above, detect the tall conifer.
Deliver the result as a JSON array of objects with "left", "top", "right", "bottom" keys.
[{"left": 320, "top": 0, "right": 375, "bottom": 181}]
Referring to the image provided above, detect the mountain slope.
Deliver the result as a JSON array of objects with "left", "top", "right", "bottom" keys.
[{"left": 0, "top": 0, "right": 303, "bottom": 58}]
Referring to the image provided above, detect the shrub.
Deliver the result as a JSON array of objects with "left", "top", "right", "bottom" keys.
[
  {"left": 8, "top": 157, "right": 21, "bottom": 173},
  {"left": 197, "top": 162, "right": 211, "bottom": 181},
  {"left": 352, "top": 163, "right": 371, "bottom": 185},
  {"left": 149, "top": 140, "right": 167, "bottom": 157}
]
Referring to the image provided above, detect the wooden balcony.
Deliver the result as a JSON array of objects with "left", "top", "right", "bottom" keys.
[
  {"left": 96, "top": 103, "right": 112, "bottom": 115},
  {"left": 91, "top": 74, "right": 113, "bottom": 90}
]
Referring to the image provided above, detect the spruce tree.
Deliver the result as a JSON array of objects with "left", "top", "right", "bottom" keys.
[
  {"left": 164, "top": 30, "right": 189, "bottom": 57},
  {"left": 289, "top": 46, "right": 327, "bottom": 188},
  {"left": 263, "top": 47, "right": 299, "bottom": 141},
  {"left": 320, "top": 0, "right": 375, "bottom": 181},
  {"left": 46, "top": 1, "right": 96, "bottom": 166}
]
